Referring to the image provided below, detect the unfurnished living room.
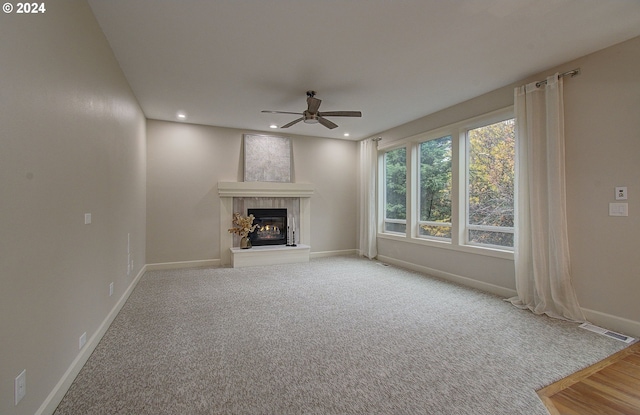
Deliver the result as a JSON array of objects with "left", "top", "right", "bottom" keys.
[{"left": 2, "top": 1, "right": 640, "bottom": 414}]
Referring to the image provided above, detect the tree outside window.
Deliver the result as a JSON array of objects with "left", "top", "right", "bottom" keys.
[
  {"left": 384, "top": 147, "right": 406, "bottom": 233},
  {"left": 419, "top": 136, "right": 452, "bottom": 239},
  {"left": 467, "top": 119, "right": 515, "bottom": 247},
  {"left": 379, "top": 109, "right": 514, "bottom": 253}
]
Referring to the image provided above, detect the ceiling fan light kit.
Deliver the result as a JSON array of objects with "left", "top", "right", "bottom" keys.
[
  {"left": 303, "top": 113, "right": 319, "bottom": 124},
  {"left": 262, "top": 91, "right": 362, "bottom": 130}
]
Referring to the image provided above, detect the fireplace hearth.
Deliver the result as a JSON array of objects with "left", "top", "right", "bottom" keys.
[{"left": 248, "top": 208, "right": 287, "bottom": 246}]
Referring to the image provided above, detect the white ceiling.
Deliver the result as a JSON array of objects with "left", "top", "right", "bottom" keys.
[{"left": 87, "top": 0, "right": 640, "bottom": 141}]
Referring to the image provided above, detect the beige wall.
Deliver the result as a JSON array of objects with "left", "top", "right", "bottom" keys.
[
  {"left": 564, "top": 36, "right": 640, "bottom": 330},
  {"left": 374, "top": 36, "right": 640, "bottom": 337},
  {"left": 146, "top": 120, "right": 358, "bottom": 264},
  {"left": 2, "top": 2, "right": 637, "bottom": 412},
  {"left": 0, "top": 2, "right": 147, "bottom": 414}
]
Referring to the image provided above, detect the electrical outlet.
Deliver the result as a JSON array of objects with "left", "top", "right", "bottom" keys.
[
  {"left": 109, "top": 282, "right": 114, "bottom": 297},
  {"left": 15, "top": 369, "right": 26, "bottom": 405},
  {"left": 79, "top": 332, "right": 87, "bottom": 350},
  {"left": 84, "top": 213, "right": 92, "bottom": 224}
]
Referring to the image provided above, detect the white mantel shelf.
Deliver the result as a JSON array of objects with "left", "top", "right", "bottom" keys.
[
  {"left": 217, "top": 181, "right": 314, "bottom": 198},
  {"left": 230, "top": 244, "right": 310, "bottom": 268},
  {"left": 217, "top": 181, "right": 314, "bottom": 267}
]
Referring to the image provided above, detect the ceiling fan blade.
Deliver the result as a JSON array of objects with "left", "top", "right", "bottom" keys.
[
  {"left": 262, "top": 110, "right": 303, "bottom": 115},
  {"left": 307, "top": 97, "right": 321, "bottom": 114},
  {"left": 317, "top": 116, "right": 338, "bottom": 129},
  {"left": 318, "top": 111, "right": 362, "bottom": 117},
  {"left": 281, "top": 117, "right": 304, "bottom": 128}
]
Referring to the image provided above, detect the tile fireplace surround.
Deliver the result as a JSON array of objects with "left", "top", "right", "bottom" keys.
[{"left": 217, "top": 182, "right": 314, "bottom": 267}]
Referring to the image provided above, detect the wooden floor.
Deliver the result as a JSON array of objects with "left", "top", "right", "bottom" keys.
[{"left": 537, "top": 341, "right": 640, "bottom": 415}]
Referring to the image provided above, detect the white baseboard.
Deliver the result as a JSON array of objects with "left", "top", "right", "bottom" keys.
[
  {"left": 377, "top": 255, "right": 640, "bottom": 339},
  {"left": 36, "top": 265, "right": 148, "bottom": 415},
  {"left": 582, "top": 307, "right": 640, "bottom": 339},
  {"left": 148, "top": 252, "right": 357, "bottom": 268},
  {"left": 377, "top": 255, "right": 518, "bottom": 299},
  {"left": 310, "top": 249, "right": 358, "bottom": 259},
  {"left": 145, "top": 258, "right": 220, "bottom": 271}
]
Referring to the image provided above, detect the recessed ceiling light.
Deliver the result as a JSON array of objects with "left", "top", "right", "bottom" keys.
[
  {"left": 270, "top": 124, "right": 278, "bottom": 129},
  {"left": 177, "top": 112, "right": 187, "bottom": 120},
  {"left": 344, "top": 133, "right": 350, "bottom": 137}
]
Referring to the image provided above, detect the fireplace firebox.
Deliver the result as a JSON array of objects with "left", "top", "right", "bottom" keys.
[{"left": 248, "top": 208, "right": 287, "bottom": 246}]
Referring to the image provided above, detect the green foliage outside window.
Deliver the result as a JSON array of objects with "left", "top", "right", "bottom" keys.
[
  {"left": 382, "top": 117, "right": 514, "bottom": 248},
  {"left": 384, "top": 147, "right": 406, "bottom": 220},
  {"left": 467, "top": 119, "right": 515, "bottom": 247},
  {"left": 419, "top": 136, "right": 452, "bottom": 238}
]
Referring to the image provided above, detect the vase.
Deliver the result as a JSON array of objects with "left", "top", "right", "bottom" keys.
[{"left": 240, "top": 236, "right": 251, "bottom": 249}]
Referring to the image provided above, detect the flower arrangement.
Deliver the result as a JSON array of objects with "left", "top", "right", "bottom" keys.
[{"left": 228, "top": 212, "right": 259, "bottom": 239}]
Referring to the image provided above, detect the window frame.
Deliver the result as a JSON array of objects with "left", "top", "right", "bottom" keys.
[
  {"left": 462, "top": 115, "right": 516, "bottom": 250},
  {"left": 377, "top": 106, "right": 514, "bottom": 260}
]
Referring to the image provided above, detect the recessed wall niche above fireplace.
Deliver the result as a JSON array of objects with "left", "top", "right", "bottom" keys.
[{"left": 248, "top": 208, "right": 287, "bottom": 246}]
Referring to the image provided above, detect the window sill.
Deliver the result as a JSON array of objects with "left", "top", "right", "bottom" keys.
[{"left": 377, "top": 232, "right": 514, "bottom": 261}]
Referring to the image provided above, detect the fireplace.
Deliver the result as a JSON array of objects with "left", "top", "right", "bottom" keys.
[
  {"left": 218, "top": 181, "right": 313, "bottom": 266},
  {"left": 248, "top": 208, "right": 287, "bottom": 246}
]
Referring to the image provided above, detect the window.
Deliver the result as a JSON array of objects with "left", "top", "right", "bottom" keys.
[
  {"left": 418, "top": 136, "right": 452, "bottom": 239},
  {"left": 378, "top": 107, "right": 515, "bottom": 255},
  {"left": 466, "top": 119, "right": 515, "bottom": 248},
  {"left": 383, "top": 147, "right": 406, "bottom": 233}
]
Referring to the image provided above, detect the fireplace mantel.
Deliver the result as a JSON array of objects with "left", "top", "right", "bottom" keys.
[
  {"left": 217, "top": 181, "right": 314, "bottom": 198},
  {"left": 217, "top": 182, "right": 314, "bottom": 266}
]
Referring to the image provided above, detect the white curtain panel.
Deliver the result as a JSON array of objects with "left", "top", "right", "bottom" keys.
[
  {"left": 509, "top": 74, "right": 586, "bottom": 322},
  {"left": 358, "top": 138, "right": 378, "bottom": 259}
]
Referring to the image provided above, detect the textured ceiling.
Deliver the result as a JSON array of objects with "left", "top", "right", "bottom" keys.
[{"left": 87, "top": 0, "right": 640, "bottom": 140}]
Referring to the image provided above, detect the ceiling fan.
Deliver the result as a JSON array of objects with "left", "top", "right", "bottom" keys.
[{"left": 262, "top": 91, "right": 362, "bottom": 129}]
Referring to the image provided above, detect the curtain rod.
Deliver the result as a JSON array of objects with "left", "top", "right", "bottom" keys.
[{"left": 535, "top": 68, "right": 580, "bottom": 88}]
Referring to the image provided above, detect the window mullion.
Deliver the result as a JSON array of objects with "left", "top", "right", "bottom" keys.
[
  {"left": 377, "top": 151, "right": 385, "bottom": 233},
  {"left": 451, "top": 129, "right": 464, "bottom": 246},
  {"left": 408, "top": 143, "right": 418, "bottom": 239}
]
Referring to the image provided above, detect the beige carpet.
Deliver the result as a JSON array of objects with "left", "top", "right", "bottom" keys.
[{"left": 54, "top": 256, "right": 626, "bottom": 414}]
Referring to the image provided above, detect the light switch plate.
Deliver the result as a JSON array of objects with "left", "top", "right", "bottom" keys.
[{"left": 609, "top": 203, "right": 628, "bottom": 216}]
